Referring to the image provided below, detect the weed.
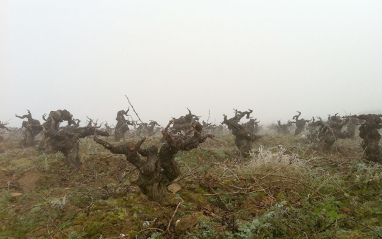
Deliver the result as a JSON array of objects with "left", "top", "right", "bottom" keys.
[
  {"left": 245, "top": 145, "right": 308, "bottom": 180},
  {"left": 148, "top": 232, "right": 164, "bottom": 239},
  {"left": 68, "top": 229, "right": 86, "bottom": 239},
  {"left": 191, "top": 216, "right": 219, "bottom": 239}
]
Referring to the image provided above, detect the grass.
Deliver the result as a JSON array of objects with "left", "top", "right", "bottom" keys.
[
  {"left": 245, "top": 144, "right": 309, "bottom": 179},
  {"left": 0, "top": 132, "right": 381, "bottom": 238}
]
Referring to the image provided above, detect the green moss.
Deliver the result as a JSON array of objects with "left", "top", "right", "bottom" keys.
[
  {"left": 104, "top": 211, "right": 119, "bottom": 224},
  {"left": 30, "top": 206, "right": 42, "bottom": 214},
  {"left": 74, "top": 212, "right": 87, "bottom": 224},
  {"left": 117, "top": 208, "right": 127, "bottom": 220},
  {"left": 194, "top": 187, "right": 207, "bottom": 193},
  {"left": 105, "top": 198, "right": 125, "bottom": 206},
  {"left": 85, "top": 221, "right": 103, "bottom": 236},
  {"left": 131, "top": 205, "right": 152, "bottom": 214}
]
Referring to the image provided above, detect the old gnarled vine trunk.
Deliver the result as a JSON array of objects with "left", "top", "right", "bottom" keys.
[
  {"left": 357, "top": 114, "right": 382, "bottom": 163},
  {"left": 222, "top": 110, "right": 260, "bottom": 156},
  {"left": 94, "top": 119, "right": 213, "bottom": 201},
  {"left": 15, "top": 110, "right": 43, "bottom": 147},
  {"left": 40, "top": 109, "right": 109, "bottom": 168}
]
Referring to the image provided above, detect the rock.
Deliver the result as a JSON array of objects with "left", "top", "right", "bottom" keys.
[
  {"left": 168, "top": 183, "right": 182, "bottom": 193},
  {"left": 11, "top": 192, "right": 23, "bottom": 197}
]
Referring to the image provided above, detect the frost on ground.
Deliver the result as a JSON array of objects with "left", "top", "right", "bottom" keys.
[{"left": 245, "top": 145, "right": 308, "bottom": 179}]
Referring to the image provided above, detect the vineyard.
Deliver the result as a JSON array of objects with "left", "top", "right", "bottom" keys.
[{"left": 0, "top": 109, "right": 382, "bottom": 238}]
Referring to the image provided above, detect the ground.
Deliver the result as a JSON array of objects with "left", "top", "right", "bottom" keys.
[{"left": 0, "top": 132, "right": 382, "bottom": 238}]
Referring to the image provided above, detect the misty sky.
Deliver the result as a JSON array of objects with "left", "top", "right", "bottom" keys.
[{"left": 1, "top": 1, "right": 381, "bottom": 127}]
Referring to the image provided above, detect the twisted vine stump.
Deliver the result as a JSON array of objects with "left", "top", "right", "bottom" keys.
[
  {"left": 94, "top": 119, "right": 213, "bottom": 201},
  {"left": 317, "top": 124, "right": 336, "bottom": 151},
  {"left": 0, "top": 120, "right": 10, "bottom": 142},
  {"left": 242, "top": 118, "right": 260, "bottom": 134},
  {"left": 291, "top": 111, "right": 310, "bottom": 136},
  {"left": 40, "top": 109, "right": 109, "bottom": 168},
  {"left": 136, "top": 120, "right": 160, "bottom": 137},
  {"left": 0, "top": 121, "right": 9, "bottom": 131},
  {"left": 45, "top": 126, "right": 109, "bottom": 168},
  {"left": 15, "top": 110, "right": 43, "bottom": 147},
  {"left": 115, "top": 109, "right": 132, "bottom": 141},
  {"left": 311, "top": 114, "right": 349, "bottom": 151},
  {"left": 222, "top": 110, "right": 260, "bottom": 156},
  {"left": 277, "top": 120, "right": 292, "bottom": 135},
  {"left": 307, "top": 118, "right": 339, "bottom": 152},
  {"left": 327, "top": 113, "right": 350, "bottom": 139},
  {"left": 146, "top": 120, "right": 160, "bottom": 136},
  {"left": 171, "top": 108, "right": 199, "bottom": 133},
  {"left": 345, "top": 116, "right": 359, "bottom": 139},
  {"left": 357, "top": 114, "right": 382, "bottom": 163}
]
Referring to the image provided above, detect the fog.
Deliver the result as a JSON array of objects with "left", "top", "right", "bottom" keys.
[{"left": 1, "top": 1, "right": 381, "bottom": 128}]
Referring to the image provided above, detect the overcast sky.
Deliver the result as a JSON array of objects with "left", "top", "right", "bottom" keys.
[{"left": 1, "top": 1, "right": 381, "bottom": 127}]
